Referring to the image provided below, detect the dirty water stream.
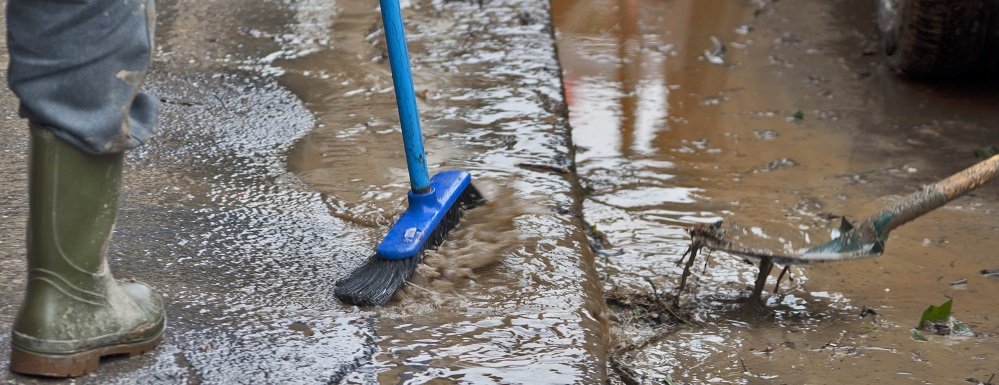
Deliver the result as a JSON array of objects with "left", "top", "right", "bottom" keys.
[{"left": 554, "top": 0, "right": 999, "bottom": 384}]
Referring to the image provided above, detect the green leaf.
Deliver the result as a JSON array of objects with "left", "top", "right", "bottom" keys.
[
  {"left": 918, "top": 299, "right": 952, "bottom": 329},
  {"left": 664, "top": 374, "right": 679, "bottom": 385},
  {"left": 792, "top": 110, "right": 805, "bottom": 120},
  {"left": 912, "top": 330, "right": 928, "bottom": 341}
]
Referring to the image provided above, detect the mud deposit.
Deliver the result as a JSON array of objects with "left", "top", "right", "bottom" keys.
[{"left": 555, "top": 0, "right": 999, "bottom": 383}]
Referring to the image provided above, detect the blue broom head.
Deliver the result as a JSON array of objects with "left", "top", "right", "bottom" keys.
[
  {"left": 334, "top": 170, "right": 484, "bottom": 306},
  {"left": 376, "top": 170, "right": 478, "bottom": 260}
]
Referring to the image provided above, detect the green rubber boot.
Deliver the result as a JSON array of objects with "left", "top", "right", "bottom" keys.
[{"left": 9, "top": 126, "right": 165, "bottom": 377}]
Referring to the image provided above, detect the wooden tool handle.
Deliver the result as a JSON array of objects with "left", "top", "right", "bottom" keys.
[
  {"left": 937, "top": 154, "right": 999, "bottom": 199},
  {"left": 881, "top": 155, "right": 999, "bottom": 233}
]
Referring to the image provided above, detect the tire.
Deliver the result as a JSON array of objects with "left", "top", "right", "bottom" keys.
[{"left": 877, "top": 0, "right": 999, "bottom": 79}]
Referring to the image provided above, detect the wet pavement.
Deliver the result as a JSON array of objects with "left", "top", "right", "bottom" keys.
[
  {"left": 0, "top": 0, "right": 604, "bottom": 383},
  {"left": 0, "top": 0, "right": 997, "bottom": 383},
  {"left": 555, "top": 0, "right": 999, "bottom": 384}
]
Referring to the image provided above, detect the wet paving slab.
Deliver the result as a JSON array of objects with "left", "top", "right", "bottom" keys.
[{"left": 0, "top": 0, "right": 605, "bottom": 384}]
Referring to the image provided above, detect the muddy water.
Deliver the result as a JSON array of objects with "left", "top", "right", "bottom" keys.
[
  {"left": 555, "top": 0, "right": 999, "bottom": 383},
  {"left": 282, "top": 0, "right": 608, "bottom": 383}
]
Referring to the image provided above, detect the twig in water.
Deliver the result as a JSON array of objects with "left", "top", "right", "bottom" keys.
[
  {"left": 645, "top": 277, "right": 661, "bottom": 302},
  {"left": 644, "top": 278, "right": 692, "bottom": 326},
  {"left": 675, "top": 239, "right": 701, "bottom": 307},
  {"left": 773, "top": 265, "right": 791, "bottom": 294},
  {"left": 675, "top": 243, "right": 692, "bottom": 266},
  {"left": 609, "top": 355, "right": 642, "bottom": 385},
  {"left": 750, "top": 258, "right": 774, "bottom": 304}
]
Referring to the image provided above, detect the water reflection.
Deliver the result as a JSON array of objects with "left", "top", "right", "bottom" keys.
[
  {"left": 556, "top": 0, "right": 999, "bottom": 384},
  {"left": 553, "top": 0, "right": 765, "bottom": 293},
  {"left": 556, "top": 0, "right": 841, "bottom": 382}
]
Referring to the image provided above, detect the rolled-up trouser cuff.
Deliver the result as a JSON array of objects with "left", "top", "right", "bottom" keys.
[{"left": 7, "top": 0, "right": 158, "bottom": 155}]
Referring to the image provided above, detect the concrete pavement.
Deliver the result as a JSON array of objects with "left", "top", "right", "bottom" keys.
[{"left": 0, "top": 0, "right": 606, "bottom": 383}]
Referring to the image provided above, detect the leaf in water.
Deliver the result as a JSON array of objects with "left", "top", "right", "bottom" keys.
[
  {"left": 912, "top": 330, "right": 928, "bottom": 341},
  {"left": 918, "top": 299, "right": 952, "bottom": 329},
  {"left": 664, "top": 374, "right": 679, "bottom": 385}
]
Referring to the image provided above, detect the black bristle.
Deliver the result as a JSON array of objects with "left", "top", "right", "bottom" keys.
[
  {"left": 334, "top": 255, "right": 420, "bottom": 306},
  {"left": 334, "top": 185, "right": 485, "bottom": 306}
]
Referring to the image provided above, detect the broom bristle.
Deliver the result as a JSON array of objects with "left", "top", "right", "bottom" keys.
[{"left": 334, "top": 185, "right": 484, "bottom": 306}]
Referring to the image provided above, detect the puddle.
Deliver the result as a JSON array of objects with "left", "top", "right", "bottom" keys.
[
  {"left": 555, "top": 0, "right": 999, "bottom": 383},
  {"left": 280, "top": 0, "right": 609, "bottom": 382}
]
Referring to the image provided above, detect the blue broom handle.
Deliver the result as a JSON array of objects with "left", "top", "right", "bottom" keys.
[{"left": 380, "top": 0, "right": 431, "bottom": 193}]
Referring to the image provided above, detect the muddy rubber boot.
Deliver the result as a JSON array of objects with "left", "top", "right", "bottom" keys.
[{"left": 9, "top": 125, "right": 166, "bottom": 377}]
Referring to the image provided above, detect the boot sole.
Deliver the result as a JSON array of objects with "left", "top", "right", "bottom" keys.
[{"left": 9, "top": 333, "right": 163, "bottom": 377}]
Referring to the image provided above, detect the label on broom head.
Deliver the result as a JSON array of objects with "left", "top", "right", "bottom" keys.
[{"left": 403, "top": 227, "right": 421, "bottom": 242}]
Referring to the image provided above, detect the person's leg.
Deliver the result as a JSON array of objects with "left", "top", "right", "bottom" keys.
[
  {"left": 7, "top": 0, "right": 158, "bottom": 155},
  {"left": 5, "top": 0, "right": 165, "bottom": 377}
]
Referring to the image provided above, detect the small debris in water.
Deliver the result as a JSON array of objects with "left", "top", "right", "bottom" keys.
[
  {"left": 606, "top": 281, "right": 689, "bottom": 385},
  {"left": 750, "top": 343, "right": 777, "bottom": 356},
  {"left": 703, "top": 36, "right": 726, "bottom": 65},
  {"left": 755, "top": 157, "right": 799, "bottom": 173},
  {"left": 974, "top": 145, "right": 999, "bottom": 160},
  {"left": 964, "top": 374, "right": 996, "bottom": 385},
  {"left": 588, "top": 225, "right": 612, "bottom": 249},
  {"left": 949, "top": 278, "right": 968, "bottom": 286},
  {"left": 753, "top": 129, "right": 779, "bottom": 140},
  {"left": 981, "top": 269, "right": 999, "bottom": 278},
  {"left": 608, "top": 278, "right": 691, "bottom": 327},
  {"left": 791, "top": 110, "right": 805, "bottom": 120},
  {"left": 859, "top": 306, "right": 877, "bottom": 318},
  {"left": 776, "top": 32, "right": 802, "bottom": 45},
  {"left": 516, "top": 162, "right": 570, "bottom": 175},
  {"left": 288, "top": 321, "right": 314, "bottom": 337},
  {"left": 701, "top": 95, "right": 729, "bottom": 106}
]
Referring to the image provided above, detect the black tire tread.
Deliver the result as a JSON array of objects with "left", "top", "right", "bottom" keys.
[{"left": 888, "top": 0, "right": 998, "bottom": 79}]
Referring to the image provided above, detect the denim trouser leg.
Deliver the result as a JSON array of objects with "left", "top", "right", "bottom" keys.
[{"left": 6, "top": 0, "right": 158, "bottom": 155}]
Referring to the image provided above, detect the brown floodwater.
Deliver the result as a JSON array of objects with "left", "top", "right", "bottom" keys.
[{"left": 553, "top": 0, "right": 999, "bottom": 383}]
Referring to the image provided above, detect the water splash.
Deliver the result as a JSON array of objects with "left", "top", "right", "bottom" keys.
[{"left": 398, "top": 185, "right": 540, "bottom": 306}]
